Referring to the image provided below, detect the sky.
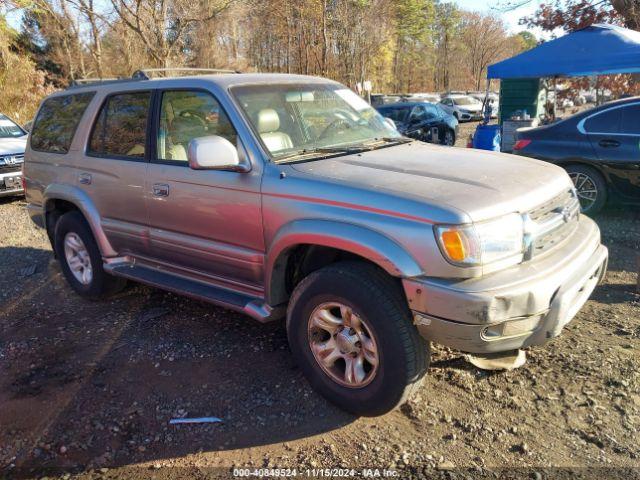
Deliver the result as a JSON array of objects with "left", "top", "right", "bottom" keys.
[{"left": 452, "top": 0, "right": 543, "bottom": 34}]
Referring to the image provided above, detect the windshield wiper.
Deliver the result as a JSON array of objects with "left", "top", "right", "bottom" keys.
[
  {"left": 274, "top": 145, "right": 369, "bottom": 162},
  {"left": 274, "top": 137, "right": 412, "bottom": 163}
]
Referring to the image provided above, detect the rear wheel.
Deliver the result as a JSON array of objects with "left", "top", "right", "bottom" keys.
[
  {"left": 565, "top": 165, "right": 607, "bottom": 215},
  {"left": 286, "top": 262, "right": 429, "bottom": 416},
  {"left": 54, "top": 211, "right": 126, "bottom": 299}
]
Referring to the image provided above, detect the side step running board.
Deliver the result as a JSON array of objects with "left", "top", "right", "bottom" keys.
[{"left": 105, "top": 263, "right": 284, "bottom": 323}]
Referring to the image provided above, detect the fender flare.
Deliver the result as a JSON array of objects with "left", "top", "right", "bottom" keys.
[
  {"left": 265, "top": 219, "right": 423, "bottom": 305},
  {"left": 43, "top": 183, "right": 117, "bottom": 257}
]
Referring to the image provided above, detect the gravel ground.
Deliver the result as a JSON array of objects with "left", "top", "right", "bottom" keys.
[{"left": 0, "top": 188, "right": 638, "bottom": 480}]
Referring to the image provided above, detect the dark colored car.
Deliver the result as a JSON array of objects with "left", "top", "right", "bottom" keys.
[
  {"left": 377, "top": 102, "right": 458, "bottom": 146},
  {"left": 514, "top": 97, "right": 640, "bottom": 215}
]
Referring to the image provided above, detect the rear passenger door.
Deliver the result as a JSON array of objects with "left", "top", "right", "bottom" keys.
[
  {"left": 80, "top": 90, "right": 152, "bottom": 256},
  {"left": 144, "top": 89, "right": 264, "bottom": 293},
  {"left": 583, "top": 102, "right": 640, "bottom": 201}
]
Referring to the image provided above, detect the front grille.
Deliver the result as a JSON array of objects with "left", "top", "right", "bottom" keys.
[
  {"left": 525, "top": 188, "right": 580, "bottom": 259},
  {"left": 0, "top": 164, "right": 21, "bottom": 174},
  {"left": 0, "top": 154, "right": 24, "bottom": 174}
]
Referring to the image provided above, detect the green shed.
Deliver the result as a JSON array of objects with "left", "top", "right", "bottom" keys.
[{"left": 499, "top": 78, "right": 547, "bottom": 123}]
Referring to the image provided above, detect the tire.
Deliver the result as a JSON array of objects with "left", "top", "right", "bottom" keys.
[
  {"left": 565, "top": 164, "right": 607, "bottom": 215},
  {"left": 54, "top": 211, "right": 126, "bottom": 299},
  {"left": 442, "top": 128, "right": 455, "bottom": 146},
  {"left": 286, "top": 261, "right": 429, "bottom": 416}
]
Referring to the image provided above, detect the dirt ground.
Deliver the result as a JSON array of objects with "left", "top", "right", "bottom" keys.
[{"left": 1, "top": 179, "right": 639, "bottom": 479}]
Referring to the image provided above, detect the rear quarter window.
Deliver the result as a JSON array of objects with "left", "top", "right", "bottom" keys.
[
  {"left": 31, "top": 92, "right": 96, "bottom": 154},
  {"left": 584, "top": 107, "right": 622, "bottom": 134}
]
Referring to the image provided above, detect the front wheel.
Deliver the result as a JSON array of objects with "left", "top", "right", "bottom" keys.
[
  {"left": 286, "top": 262, "right": 429, "bottom": 416},
  {"left": 442, "top": 129, "right": 455, "bottom": 146}
]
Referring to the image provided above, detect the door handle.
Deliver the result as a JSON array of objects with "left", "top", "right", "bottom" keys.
[
  {"left": 78, "top": 173, "right": 92, "bottom": 185},
  {"left": 598, "top": 139, "right": 621, "bottom": 148},
  {"left": 152, "top": 183, "right": 170, "bottom": 197}
]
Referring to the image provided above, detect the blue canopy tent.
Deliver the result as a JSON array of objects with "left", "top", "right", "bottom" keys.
[
  {"left": 487, "top": 24, "right": 640, "bottom": 79},
  {"left": 473, "top": 24, "right": 640, "bottom": 151}
]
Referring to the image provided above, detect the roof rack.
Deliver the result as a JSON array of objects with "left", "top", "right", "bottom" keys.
[
  {"left": 131, "top": 68, "right": 240, "bottom": 79},
  {"left": 68, "top": 77, "right": 142, "bottom": 88},
  {"left": 67, "top": 68, "right": 240, "bottom": 89}
]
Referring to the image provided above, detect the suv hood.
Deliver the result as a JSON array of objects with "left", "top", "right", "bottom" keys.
[
  {"left": 289, "top": 142, "right": 571, "bottom": 222},
  {"left": 0, "top": 136, "right": 27, "bottom": 156}
]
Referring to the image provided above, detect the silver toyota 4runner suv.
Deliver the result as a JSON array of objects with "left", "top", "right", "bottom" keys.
[{"left": 24, "top": 72, "right": 608, "bottom": 416}]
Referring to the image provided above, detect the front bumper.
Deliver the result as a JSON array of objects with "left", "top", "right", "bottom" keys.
[
  {"left": 404, "top": 216, "right": 608, "bottom": 353},
  {"left": 0, "top": 170, "right": 23, "bottom": 197}
]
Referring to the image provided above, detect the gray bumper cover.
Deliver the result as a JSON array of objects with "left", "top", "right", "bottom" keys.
[{"left": 403, "top": 216, "right": 608, "bottom": 353}]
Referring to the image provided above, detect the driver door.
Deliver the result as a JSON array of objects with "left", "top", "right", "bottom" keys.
[{"left": 144, "top": 89, "right": 264, "bottom": 290}]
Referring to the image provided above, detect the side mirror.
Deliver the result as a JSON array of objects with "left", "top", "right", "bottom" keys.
[{"left": 187, "top": 135, "right": 249, "bottom": 172}]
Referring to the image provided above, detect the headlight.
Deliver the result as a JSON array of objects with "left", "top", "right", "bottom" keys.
[{"left": 435, "top": 214, "right": 524, "bottom": 266}]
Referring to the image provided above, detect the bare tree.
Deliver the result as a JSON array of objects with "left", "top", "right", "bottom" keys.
[
  {"left": 460, "top": 12, "right": 510, "bottom": 90},
  {"left": 110, "top": 0, "right": 233, "bottom": 68}
]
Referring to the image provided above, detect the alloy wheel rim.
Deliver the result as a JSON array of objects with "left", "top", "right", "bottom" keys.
[
  {"left": 445, "top": 131, "right": 454, "bottom": 145},
  {"left": 307, "top": 302, "right": 379, "bottom": 388},
  {"left": 64, "top": 232, "right": 93, "bottom": 285},
  {"left": 569, "top": 172, "right": 598, "bottom": 212}
]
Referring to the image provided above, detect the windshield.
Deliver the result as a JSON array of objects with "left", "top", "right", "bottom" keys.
[
  {"left": 0, "top": 114, "right": 25, "bottom": 138},
  {"left": 232, "top": 83, "right": 401, "bottom": 161},
  {"left": 453, "top": 97, "right": 480, "bottom": 106}
]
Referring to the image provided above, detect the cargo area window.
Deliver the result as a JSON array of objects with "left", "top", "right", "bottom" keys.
[
  {"left": 88, "top": 91, "right": 151, "bottom": 159},
  {"left": 31, "top": 92, "right": 95, "bottom": 154}
]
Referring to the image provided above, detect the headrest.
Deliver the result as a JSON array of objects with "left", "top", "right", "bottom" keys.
[
  {"left": 257, "top": 109, "right": 280, "bottom": 133},
  {"left": 170, "top": 116, "right": 206, "bottom": 144}
]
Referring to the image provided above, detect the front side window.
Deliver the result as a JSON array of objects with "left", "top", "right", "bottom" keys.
[
  {"left": 584, "top": 107, "right": 622, "bottom": 135},
  {"left": 0, "top": 115, "right": 25, "bottom": 139},
  {"left": 31, "top": 92, "right": 95, "bottom": 154},
  {"left": 88, "top": 91, "right": 151, "bottom": 158},
  {"left": 232, "top": 83, "right": 399, "bottom": 160},
  {"left": 157, "top": 90, "right": 237, "bottom": 163}
]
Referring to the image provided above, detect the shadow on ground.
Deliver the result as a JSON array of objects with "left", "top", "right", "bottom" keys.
[{"left": 0, "top": 247, "right": 354, "bottom": 478}]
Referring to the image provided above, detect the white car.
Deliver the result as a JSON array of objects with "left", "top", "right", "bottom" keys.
[
  {"left": 439, "top": 95, "right": 484, "bottom": 121},
  {"left": 470, "top": 93, "right": 499, "bottom": 119},
  {"left": 0, "top": 114, "right": 27, "bottom": 198}
]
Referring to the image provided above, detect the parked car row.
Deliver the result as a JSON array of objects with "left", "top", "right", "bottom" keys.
[{"left": 372, "top": 91, "right": 498, "bottom": 121}]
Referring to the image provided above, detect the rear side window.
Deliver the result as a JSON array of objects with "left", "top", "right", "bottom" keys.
[
  {"left": 584, "top": 107, "right": 622, "bottom": 134},
  {"left": 88, "top": 91, "right": 151, "bottom": 158},
  {"left": 31, "top": 92, "right": 95, "bottom": 154}
]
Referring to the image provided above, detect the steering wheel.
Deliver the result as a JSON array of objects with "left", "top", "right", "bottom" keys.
[{"left": 318, "top": 117, "right": 353, "bottom": 140}]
